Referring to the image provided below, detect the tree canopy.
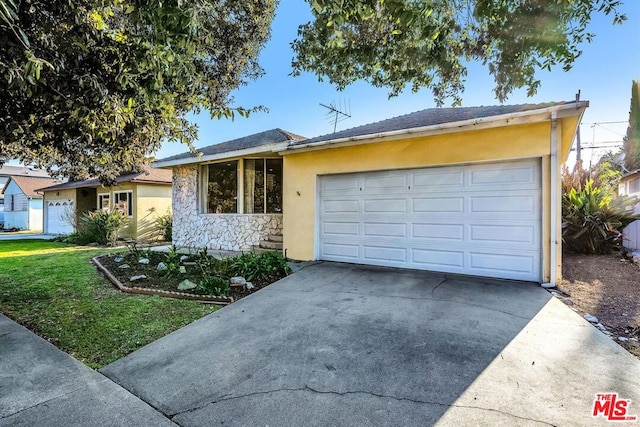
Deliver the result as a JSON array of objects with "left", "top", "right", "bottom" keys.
[
  {"left": 0, "top": 0, "right": 275, "bottom": 182},
  {"left": 0, "top": 0, "right": 627, "bottom": 181},
  {"left": 292, "top": 0, "right": 626, "bottom": 105}
]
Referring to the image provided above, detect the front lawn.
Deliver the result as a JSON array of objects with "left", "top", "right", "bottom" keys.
[{"left": 0, "top": 240, "right": 218, "bottom": 368}]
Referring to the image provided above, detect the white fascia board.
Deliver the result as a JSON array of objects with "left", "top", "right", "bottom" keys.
[
  {"left": 281, "top": 102, "right": 589, "bottom": 155},
  {"left": 153, "top": 142, "right": 290, "bottom": 168}
]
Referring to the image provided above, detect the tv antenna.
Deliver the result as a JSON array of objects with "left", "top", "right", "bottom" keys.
[{"left": 320, "top": 99, "right": 351, "bottom": 133}]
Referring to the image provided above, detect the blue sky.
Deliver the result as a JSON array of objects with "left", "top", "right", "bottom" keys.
[{"left": 157, "top": 1, "right": 640, "bottom": 166}]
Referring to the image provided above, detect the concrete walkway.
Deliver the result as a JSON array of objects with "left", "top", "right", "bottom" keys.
[
  {"left": 0, "top": 233, "right": 56, "bottom": 241},
  {"left": 0, "top": 314, "right": 175, "bottom": 426},
  {"left": 100, "top": 263, "right": 640, "bottom": 426}
]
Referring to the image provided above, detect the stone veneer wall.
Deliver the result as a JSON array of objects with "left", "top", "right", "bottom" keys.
[{"left": 172, "top": 165, "right": 283, "bottom": 251}]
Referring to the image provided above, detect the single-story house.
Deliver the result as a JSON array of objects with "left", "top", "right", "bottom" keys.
[
  {"left": 38, "top": 167, "right": 172, "bottom": 240},
  {"left": 619, "top": 170, "right": 640, "bottom": 253},
  {"left": 154, "top": 102, "right": 587, "bottom": 285},
  {"left": 0, "top": 165, "right": 51, "bottom": 228},
  {"left": 1, "top": 175, "right": 60, "bottom": 231}
]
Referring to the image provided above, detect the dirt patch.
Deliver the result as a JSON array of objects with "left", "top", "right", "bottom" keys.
[{"left": 558, "top": 252, "right": 640, "bottom": 359}]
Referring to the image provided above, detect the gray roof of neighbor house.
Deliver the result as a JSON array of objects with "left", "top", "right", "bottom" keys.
[
  {"left": 289, "top": 101, "right": 581, "bottom": 148},
  {"left": 36, "top": 167, "right": 172, "bottom": 192},
  {"left": 0, "top": 165, "right": 50, "bottom": 178},
  {"left": 2, "top": 176, "right": 60, "bottom": 197},
  {"left": 153, "top": 128, "right": 306, "bottom": 167}
]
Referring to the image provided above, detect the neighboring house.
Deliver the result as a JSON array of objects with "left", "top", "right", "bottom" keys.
[
  {"left": 619, "top": 170, "right": 640, "bottom": 253},
  {"left": 154, "top": 102, "right": 587, "bottom": 285},
  {"left": 38, "top": 167, "right": 172, "bottom": 240},
  {"left": 0, "top": 165, "right": 50, "bottom": 228},
  {"left": 1, "top": 176, "right": 59, "bottom": 231}
]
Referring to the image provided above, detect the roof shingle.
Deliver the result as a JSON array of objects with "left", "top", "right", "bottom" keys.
[
  {"left": 290, "top": 102, "right": 572, "bottom": 146},
  {"left": 3, "top": 176, "right": 60, "bottom": 197},
  {"left": 155, "top": 128, "right": 305, "bottom": 165},
  {"left": 37, "top": 167, "right": 172, "bottom": 192}
]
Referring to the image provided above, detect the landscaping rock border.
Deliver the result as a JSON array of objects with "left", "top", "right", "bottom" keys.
[{"left": 91, "top": 256, "right": 234, "bottom": 305}]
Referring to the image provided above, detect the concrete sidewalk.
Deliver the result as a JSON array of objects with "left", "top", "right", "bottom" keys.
[
  {"left": 0, "top": 314, "right": 175, "bottom": 427},
  {"left": 0, "top": 233, "right": 56, "bottom": 241}
]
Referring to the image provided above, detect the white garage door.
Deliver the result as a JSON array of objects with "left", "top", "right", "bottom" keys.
[
  {"left": 47, "top": 201, "right": 74, "bottom": 234},
  {"left": 318, "top": 159, "right": 542, "bottom": 282}
]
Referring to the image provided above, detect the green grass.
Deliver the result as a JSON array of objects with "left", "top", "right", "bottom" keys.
[{"left": 0, "top": 240, "right": 219, "bottom": 368}]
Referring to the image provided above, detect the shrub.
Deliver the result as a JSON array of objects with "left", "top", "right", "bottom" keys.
[
  {"left": 230, "top": 251, "right": 290, "bottom": 281},
  {"left": 197, "top": 276, "right": 230, "bottom": 296},
  {"left": 562, "top": 179, "right": 639, "bottom": 254},
  {"left": 78, "top": 209, "right": 129, "bottom": 245},
  {"left": 155, "top": 213, "right": 172, "bottom": 241}
]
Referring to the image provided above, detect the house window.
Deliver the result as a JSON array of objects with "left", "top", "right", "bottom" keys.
[
  {"left": 206, "top": 161, "right": 238, "bottom": 213},
  {"left": 113, "top": 191, "right": 133, "bottom": 217},
  {"left": 98, "top": 193, "right": 110, "bottom": 211},
  {"left": 203, "top": 158, "right": 283, "bottom": 214}
]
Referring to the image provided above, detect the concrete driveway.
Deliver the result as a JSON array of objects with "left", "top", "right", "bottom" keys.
[{"left": 102, "top": 263, "right": 640, "bottom": 426}]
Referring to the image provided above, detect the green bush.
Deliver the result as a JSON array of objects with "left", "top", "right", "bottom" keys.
[
  {"left": 230, "top": 251, "right": 290, "bottom": 281},
  {"left": 155, "top": 213, "right": 172, "bottom": 241},
  {"left": 78, "top": 209, "right": 129, "bottom": 246},
  {"left": 197, "top": 276, "right": 230, "bottom": 296},
  {"left": 562, "top": 179, "right": 639, "bottom": 254}
]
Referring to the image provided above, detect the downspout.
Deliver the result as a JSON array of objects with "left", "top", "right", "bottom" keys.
[{"left": 542, "top": 112, "right": 558, "bottom": 289}]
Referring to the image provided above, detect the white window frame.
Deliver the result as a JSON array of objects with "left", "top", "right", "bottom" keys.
[
  {"left": 98, "top": 193, "right": 110, "bottom": 211},
  {"left": 113, "top": 190, "right": 133, "bottom": 217}
]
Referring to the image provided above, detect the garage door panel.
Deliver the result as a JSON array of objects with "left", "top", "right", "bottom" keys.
[
  {"left": 469, "top": 165, "right": 537, "bottom": 188},
  {"left": 363, "top": 174, "right": 407, "bottom": 191},
  {"left": 470, "top": 224, "right": 537, "bottom": 245},
  {"left": 322, "top": 243, "right": 360, "bottom": 259},
  {"left": 412, "top": 223, "right": 464, "bottom": 241},
  {"left": 319, "top": 159, "right": 541, "bottom": 282},
  {"left": 363, "top": 199, "right": 407, "bottom": 213},
  {"left": 412, "top": 248, "right": 465, "bottom": 268},
  {"left": 469, "top": 251, "right": 538, "bottom": 277},
  {"left": 469, "top": 195, "right": 538, "bottom": 215},
  {"left": 322, "top": 175, "right": 361, "bottom": 192},
  {"left": 323, "top": 199, "right": 360, "bottom": 214},
  {"left": 363, "top": 245, "right": 407, "bottom": 262},
  {"left": 412, "top": 170, "right": 464, "bottom": 189},
  {"left": 323, "top": 221, "right": 359, "bottom": 236},
  {"left": 363, "top": 222, "right": 407, "bottom": 238},
  {"left": 412, "top": 197, "right": 464, "bottom": 213}
]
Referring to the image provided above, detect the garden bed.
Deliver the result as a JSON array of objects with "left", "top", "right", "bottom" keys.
[{"left": 94, "top": 247, "right": 290, "bottom": 304}]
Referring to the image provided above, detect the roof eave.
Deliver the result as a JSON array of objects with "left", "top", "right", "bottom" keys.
[
  {"left": 281, "top": 102, "right": 589, "bottom": 155},
  {"left": 153, "top": 141, "right": 290, "bottom": 168}
]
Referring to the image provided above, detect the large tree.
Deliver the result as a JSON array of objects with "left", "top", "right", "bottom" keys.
[
  {"left": 0, "top": 0, "right": 627, "bottom": 180},
  {"left": 623, "top": 79, "right": 640, "bottom": 171},
  {"left": 0, "top": 0, "right": 275, "bottom": 182},
  {"left": 292, "top": 0, "right": 626, "bottom": 105}
]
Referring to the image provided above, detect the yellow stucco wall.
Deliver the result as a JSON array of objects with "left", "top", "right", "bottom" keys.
[
  {"left": 135, "top": 183, "right": 173, "bottom": 241},
  {"left": 283, "top": 119, "right": 578, "bottom": 283}
]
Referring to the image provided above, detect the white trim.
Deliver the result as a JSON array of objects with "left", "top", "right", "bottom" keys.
[
  {"left": 113, "top": 190, "right": 134, "bottom": 218},
  {"left": 97, "top": 193, "right": 110, "bottom": 211},
  {"left": 282, "top": 102, "right": 589, "bottom": 155},
  {"left": 153, "top": 142, "right": 290, "bottom": 168},
  {"left": 542, "top": 112, "right": 559, "bottom": 289}
]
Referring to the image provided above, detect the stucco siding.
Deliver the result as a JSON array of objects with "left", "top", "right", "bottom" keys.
[
  {"left": 135, "top": 184, "right": 173, "bottom": 241},
  {"left": 172, "top": 165, "right": 282, "bottom": 250}
]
